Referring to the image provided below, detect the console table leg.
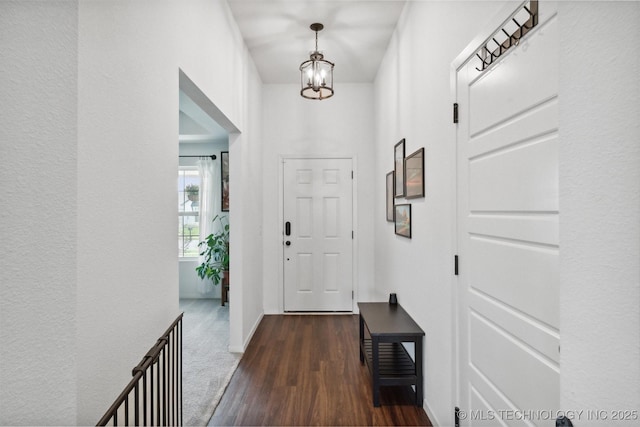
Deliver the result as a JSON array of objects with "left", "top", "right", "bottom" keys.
[
  {"left": 359, "top": 314, "right": 364, "bottom": 363},
  {"left": 372, "top": 336, "right": 380, "bottom": 407},
  {"left": 415, "top": 338, "right": 423, "bottom": 406}
]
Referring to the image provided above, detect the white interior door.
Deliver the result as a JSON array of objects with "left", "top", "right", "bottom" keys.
[
  {"left": 456, "top": 3, "right": 560, "bottom": 425},
  {"left": 283, "top": 158, "right": 353, "bottom": 312}
]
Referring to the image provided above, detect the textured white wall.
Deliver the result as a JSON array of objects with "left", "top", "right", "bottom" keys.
[
  {"left": 225, "top": 41, "right": 264, "bottom": 352},
  {"left": 76, "top": 1, "right": 182, "bottom": 423},
  {"left": 373, "top": 2, "right": 509, "bottom": 425},
  {"left": 1, "top": 0, "right": 262, "bottom": 424},
  {"left": 260, "top": 84, "right": 375, "bottom": 314},
  {"left": 0, "top": 2, "right": 79, "bottom": 424},
  {"left": 559, "top": 2, "right": 640, "bottom": 422},
  {"left": 77, "top": 0, "right": 263, "bottom": 421},
  {"left": 177, "top": 0, "right": 247, "bottom": 133},
  {"left": 376, "top": 1, "right": 640, "bottom": 426},
  {"left": 175, "top": 0, "right": 265, "bottom": 353},
  {"left": 237, "top": 53, "right": 264, "bottom": 348}
]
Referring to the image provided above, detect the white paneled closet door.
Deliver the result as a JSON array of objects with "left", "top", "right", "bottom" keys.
[{"left": 455, "top": 2, "right": 560, "bottom": 425}]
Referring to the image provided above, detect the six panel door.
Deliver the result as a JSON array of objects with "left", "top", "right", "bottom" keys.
[{"left": 283, "top": 158, "right": 353, "bottom": 312}]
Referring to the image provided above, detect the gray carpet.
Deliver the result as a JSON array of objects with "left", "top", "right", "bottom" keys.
[{"left": 180, "top": 299, "right": 241, "bottom": 426}]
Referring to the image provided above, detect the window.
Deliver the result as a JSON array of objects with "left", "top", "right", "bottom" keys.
[{"left": 178, "top": 168, "right": 200, "bottom": 257}]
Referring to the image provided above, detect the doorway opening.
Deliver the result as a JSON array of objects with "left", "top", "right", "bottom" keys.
[
  {"left": 177, "top": 70, "right": 240, "bottom": 425},
  {"left": 178, "top": 87, "right": 229, "bottom": 300}
]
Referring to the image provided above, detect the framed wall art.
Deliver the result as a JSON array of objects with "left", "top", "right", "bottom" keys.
[
  {"left": 386, "top": 171, "right": 395, "bottom": 222},
  {"left": 394, "top": 204, "right": 411, "bottom": 238},
  {"left": 221, "top": 151, "right": 229, "bottom": 211},
  {"left": 394, "top": 139, "right": 405, "bottom": 198},
  {"left": 404, "top": 147, "right": 424, "bottom": 199}
]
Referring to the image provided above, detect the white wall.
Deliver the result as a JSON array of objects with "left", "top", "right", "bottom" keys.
[
  {"left": 1, "top": 0, "right": 263, "bottom": 424},
  {"left": 261, "top": 84, "right": 376, "bottom": 314},
  {"left": 373, "top": 2, "right": 510, "bottom": 425},
  {"left": 0, "top": 2, "right": 79, "bottom": 424},
  {"left": 78, "top": 0, "right": 262, "bottom": 421},
  {"left": 375, "top": 1, "right": 640, "bottom": 426},
  {"left": 558, "top": 2, "right": 640, "bottom": 422},
  {"left": 177, "top": 0, "right": 246, "bottom": 132},
  {"left": 77, "top": 3, "right": 182, "bottom": 422},
  {"left": 176, "top": 0, "right": 265, "bottom": 355},
  {"left": 232, "top": 59, "right": 264, "bottom": 349}
]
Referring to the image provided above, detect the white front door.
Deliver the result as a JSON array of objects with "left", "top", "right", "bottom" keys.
[
  {"left": 455, "top": 3, "right": 560, "bottom": 425},
  {"left": 283, "top": 158, "right": 353, "bottom": 312}
]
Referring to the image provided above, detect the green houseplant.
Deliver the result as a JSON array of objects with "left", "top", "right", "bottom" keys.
[{"left": 195, "top": 215, "right": 229, "bottom": 285}]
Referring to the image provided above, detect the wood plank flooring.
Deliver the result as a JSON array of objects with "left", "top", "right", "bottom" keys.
[{"left": 209, "top": 315, "right": 432, "bottom": 426}]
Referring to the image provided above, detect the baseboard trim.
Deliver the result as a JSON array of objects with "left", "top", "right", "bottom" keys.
[
  {"left": 283, "top": 311, "right": 353, "bottom": 315},
  {"left": 423, "top": 399, "right": 441, "bottom": 426},
  {"left": 229, "top": 311, "right": 264, "bottom": 353},
  {"left": 264, "top": 310, "right": 355, "bottom": 315}
]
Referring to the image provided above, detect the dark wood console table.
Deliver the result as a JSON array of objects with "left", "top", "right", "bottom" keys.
[{"left": 358, "top": 302, "right": 425, "bottom": 407}]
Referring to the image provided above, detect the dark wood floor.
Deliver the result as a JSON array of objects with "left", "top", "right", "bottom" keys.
[{"left": 209, "top": 315, "right": 432, "bottom": 426}]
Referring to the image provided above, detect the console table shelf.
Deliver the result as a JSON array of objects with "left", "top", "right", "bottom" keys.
[
  {"left": 358, "top": 302, "right": 425, "bottom": 407},
  {"left": 361, "top": 340, "right": 417, "bottom": 380}
]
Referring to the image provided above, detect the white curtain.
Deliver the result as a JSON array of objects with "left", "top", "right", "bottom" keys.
[
  {"left": 197, "top": 156, "right": 219, "bottom": 292},
  {"left": 197, "top": 156, "right": 220, "bottom": 245}
]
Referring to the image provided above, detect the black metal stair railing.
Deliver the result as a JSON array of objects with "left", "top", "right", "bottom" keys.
[{"left": 97, "top": 313, "right": 183, "bottom": 426}]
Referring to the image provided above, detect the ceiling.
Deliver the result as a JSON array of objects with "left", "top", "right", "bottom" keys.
[
  {"left": 179, "top": 90, "right": 228, "bottom": 142},
  {"left": 180, "top": 1, "right": 407, "bottom": 141},
  {"left": 227, "top": 0, "right": 407, "bottom": 84}
]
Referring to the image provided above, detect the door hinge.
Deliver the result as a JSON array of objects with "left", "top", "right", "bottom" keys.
[
  {"left": 454, "top": 255, "right": 459, "bottom": 276},
  {"left": 453, "top": 103, "right": 459, "bottom": 124},
  {"left": 352, "top": 230, "right": 354, "bottom": 239},
  {"left": 351, "top": 170, "right": 354, "bottom": 179},
  {"left": 455, "top": 406, "right": 460, "bottom": 427},
  {"left": 352, "top": 290, "right": 354, "bottom": 300}
]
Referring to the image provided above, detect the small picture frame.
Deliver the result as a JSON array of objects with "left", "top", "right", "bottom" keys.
[
  {"left": 404, "top": 147, "right": 425, "bottom": 199},
  {"left": 394, "top": 204, "right": 411, "bottom": 238},
  {"left": 394, "top": 139, "right": 405, "bottom": 198},
  {"left": 221, "top": 151, "right": 229, "bottom": 211},
  {"left": 386, "top": 171, "right": 395, "bottom": 222}
]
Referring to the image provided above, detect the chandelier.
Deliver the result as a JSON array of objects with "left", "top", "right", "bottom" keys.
[{"left": 299, "top": 23, "right": 334, "bottom": 100}]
